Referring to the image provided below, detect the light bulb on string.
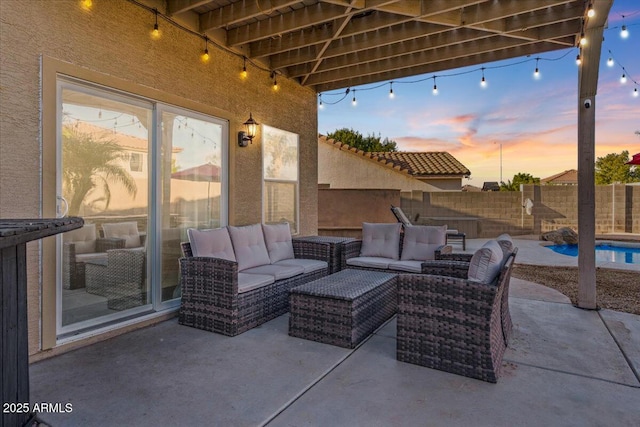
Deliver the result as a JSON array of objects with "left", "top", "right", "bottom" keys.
[
  {"left": 152, "top": 8, "right": 160, "bottom": 38},
  {"left": 607, "top": 57, "right": 614, "bottom": 67},
  {"left": 620, "top": 73, "right": 627, "bottom": 84},
  {"left": 634, "top": 88, "right": 638, "bottom": 98},
  {"left": 587, "top": 3, "right": 595, "bottom": 18},
  {"left": 621, "top": 17, "right": 629, "bottom": 39},
  {"left": 389, "top": 82, "right": 394, "bottom": 99},
  {"left": 352, "top": 90, "right": 357, "bottom": 106},
  {"left": 533, "top": 58, "right": 540, "bottom": 79},
  {"left": 432, "top": 77, "right": 438, "bottom": 95},
  {"left": 576, "top": 53, "right": 582, "bottom": 65},
  {"left": 81, "top": 0, "right": 92, "bottom": 10},
  {"left": 318, "top": 94, "right": 324, "bottom": 109},
  {"left": 271, "top": 72, "right": 279, "bottom": 91},
  {"left": 241, "top": 57, "right": 248, "bottom": 79},
  {"left": 201, "top": 37, "right": 210, "bottom": 62},
  {"left": 480, "top": 68, "right": 487, "bottom": 88},
  {"left": 580, "top": 32, "right": 587, "bottom": 46}
]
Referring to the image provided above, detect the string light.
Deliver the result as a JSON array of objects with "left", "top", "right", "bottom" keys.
[
  {"left": 201, "top": 37, "right": 210, "bottom": 62},
  {"left": 352, "top": 89, "right": 357, "bottom": 106},
  {"left": 533, "top": 58, "right": 540, "bottom": 79},
  {"left": 580, "top": 31, "right": 587, "bottom": 46},
  {"left": 634, "top": 88, "right": 638, "bottom": 97},
  {"left": 152, "top": 8, "right": 160, "bottom": 38},
  {"left": 480, "top": 68, "right": 487, "bottom": 88},
  {"left": 576, "top": 53, "right": 582, "bottom": 65},
  {"left": 607, "top": 57, "right": 614, "bottom": 67},
  {"left": 81, "top": 0, "right": 92, "bottom": 10},
  {"left": 621, "top": 16, "right": 629, "bottom": 39},
  {"left": 389, "top": 82, "right": 394, "bottom": 99},
  {"left": 587, "top": 3, "right": 595, "bottom": 18},
  {"left": 241, "top": 57, "right": 248, "bottom": 79},
  {"left": 432, "top": 76, "right": 438, "bottom": 95},
  {"left": 318, "top": 94, "right": 323, "bottom": 109},
  {"left": 272, "top": 72, "right": 279, "bottom": 90},
  {"left": 621, "top": 73, "right": 627, "bottom": 84}
]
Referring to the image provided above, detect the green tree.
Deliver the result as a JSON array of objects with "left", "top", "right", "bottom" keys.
[
  {"left": 325, "top": 128, "right": 398, "bottom": 152},
  {"left": 595, "top": 150, "right": 639, "bottom": 184},
  {"left": 500, "top": 172, "right": 540, "bottom": 191},
  {"left": 62, "top": 126, "right": 137, "bottom": 215}
]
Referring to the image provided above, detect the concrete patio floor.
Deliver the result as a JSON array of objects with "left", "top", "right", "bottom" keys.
[{"left": 29, "top": 238, "right": 640, "bottom": 426}]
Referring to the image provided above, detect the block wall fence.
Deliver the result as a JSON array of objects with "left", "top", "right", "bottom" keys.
[{"left": 318, "top": 185, "right": 640, "bottom": 238}]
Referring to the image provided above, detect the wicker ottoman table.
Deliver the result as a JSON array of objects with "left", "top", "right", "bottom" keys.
[{"left": 289, "top": 269, "right": 397, "bottom": 349}]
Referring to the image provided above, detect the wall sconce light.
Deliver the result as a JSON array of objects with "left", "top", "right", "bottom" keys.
[{"left": 238, "top": 113, "right": 258, "bottom": 147}]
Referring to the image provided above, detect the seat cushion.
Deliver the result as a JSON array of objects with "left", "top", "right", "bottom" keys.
[
  {"left": 242, "top": 264, "right": 304, "bottom": 280},
  {"left": 102, "top": 221, "right": 141, "bottom": 248},
  {"left": 388, "top": 260, "right": 423, "bottom": 273},
  {"left": 275, "top": 258, "right": 328, "bottom": 274},
  {"left": 75, "top": 252, "right": 108, "bottom": 263},
  {"left": 187, "top": 227, "right": 236, "bottom": 261},
  {"left": 262, "top": 223, "right": 295, "bottom": 263},
  {"left": 228, "top": 224, "right": 271, "bottom": 271},
  {"left": 467, "top": 240, "right": 503, "bottom": 284},
  {"left": 360, "top": 222, "right": 402, "bottom": 259},
  {"left": 400, "top": 225, "right": 447, "bottom": 261},
  {"left": 64, "top": 224, "right": 97, "bottom": 254},
  {"left": 237, "top": 273, "right": 275, "bottom": 293},
  {"left": 346, "top": 256, "right": 392, "bottom": 269}
]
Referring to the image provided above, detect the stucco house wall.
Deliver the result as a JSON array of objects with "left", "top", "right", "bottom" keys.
[
  {"left": 0, "top": 0, "right": 317, "bottom": 355},
  {"left": 318, "top": 140, "right": 441, "bottom": 192}
]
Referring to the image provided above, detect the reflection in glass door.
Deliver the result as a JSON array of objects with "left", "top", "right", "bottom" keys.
[
  {"left": 159, "top": 108, "right": 227, "bottom": 302},
  {"left": 58, "top": 81, "right": 152, "bottom": 334}
]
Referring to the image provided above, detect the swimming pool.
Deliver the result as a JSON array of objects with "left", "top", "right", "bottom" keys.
[{"left": 546, "top": 241, "right": 640, "bottom": 264}]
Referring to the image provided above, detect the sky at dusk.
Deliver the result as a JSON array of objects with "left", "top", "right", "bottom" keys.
[{"left": 318, "top": 1, "right": 640, "bottom": 186}]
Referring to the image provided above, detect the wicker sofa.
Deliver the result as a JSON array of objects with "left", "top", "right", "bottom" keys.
[
  {"left": 179, "top": 223, "right": 331, "bottom": 336},
  {"left": 340, "top": 222, "right": 453, "bottom": 274}
]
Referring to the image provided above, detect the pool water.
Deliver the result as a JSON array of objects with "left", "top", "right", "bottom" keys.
[{"left": 547, "top": 243, "right": 640, "bottom": 264}]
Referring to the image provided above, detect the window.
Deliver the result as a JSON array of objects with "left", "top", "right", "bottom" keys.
[
  {"left": 129, "top": 152, "right": 143, "bottom": 172},
  {"left": 262, "top": 126, "right": 299, "bottom": 234}
]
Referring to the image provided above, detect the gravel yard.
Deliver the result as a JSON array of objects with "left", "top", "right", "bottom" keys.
[{"left": 512, "top": 264, "right": 640, "bottom": 315}]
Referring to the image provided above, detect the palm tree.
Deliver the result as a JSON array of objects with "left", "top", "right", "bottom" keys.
[{"left": 62, "top": 126, "right": 137, "bottom": 215}]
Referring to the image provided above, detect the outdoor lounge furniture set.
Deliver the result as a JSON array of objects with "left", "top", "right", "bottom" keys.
[
  {"left": 64, "top": 221, "right": 148, "bottom": 310},
  {"left": 178, "top": 222, "right": 517, "bottom": 383}
]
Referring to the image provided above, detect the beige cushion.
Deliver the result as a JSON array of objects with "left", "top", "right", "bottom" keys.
[
  {"left": 388, "top": 260, "right": 423, "bottom": 273},
  {"left": 400, "top": 225, "right": 447, "bottom": 261},
  {"left": 360, "top": 222, "right": 402, "bottom": 259},
  {"left": 228, "top": 224, "right": 271, "bottom": 271},
  {"left": 187, "top": 227, "right": 236, "bottom": 261},
  {"left": 346, "top": 256, "right": 391, "bottom": 269},
  {"left": 64, "top": 224, "right": 97, "bottom": 254},
  {"left": 237, "top": 273, "right": 275, "bottom": 293},
  {"left": 467, "top": 240, "right": 503, "bottom": 284},
  {"left": 102, "top": 221, "right": 141, "bottom": 248},
  {"left": 242, "top": 264, "right": 304, "bottom": 280},
  {"left": 274, "top": 259, "right": 327, "bottom": 274},
  {"left": 262, "top": 223, "right": 294, "bottom": 263}
]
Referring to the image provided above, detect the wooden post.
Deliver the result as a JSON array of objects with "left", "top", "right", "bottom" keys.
[{"left": 577, "top": 1, "right": 612, "bottom": 309}]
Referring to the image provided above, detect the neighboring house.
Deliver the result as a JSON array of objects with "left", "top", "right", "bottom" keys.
[
  {"left": 462, "top": 184, "right": 482, "bottom": 192},
  {"left": 482, "top": 182, "right": 501, "bottom": 191},
  {"left": 541, "top": 169, "right": 578, "bottom": 185},
  {"left": 318, "top": 135, "right": 471, "bottom": 191}
]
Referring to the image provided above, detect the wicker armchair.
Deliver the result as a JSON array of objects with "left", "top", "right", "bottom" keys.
[
  {"left": 84, "top": 249, "right": 147, "bottom": 310},
  {"left": 396, "top": 251, "right": 517, "bottom": 383},
  {"left": 63, "top": 224, "right": 125, "bottom": 290}
]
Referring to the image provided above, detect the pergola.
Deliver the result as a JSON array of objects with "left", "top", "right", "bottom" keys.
[{"left": 163, "top": 0, "right": 614, "bottom": 308}]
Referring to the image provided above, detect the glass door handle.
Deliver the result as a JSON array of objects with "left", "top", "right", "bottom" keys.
[{"left": 56, "top": 196, "right": 69, "bottom": 218}]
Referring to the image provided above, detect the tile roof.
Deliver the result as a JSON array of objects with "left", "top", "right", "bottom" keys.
[
  {"left": 541, "top": 169, "right": 578, "bottom": 185},
  {"left": 371, "top": 152, "right": 471, "bottom": 177}
]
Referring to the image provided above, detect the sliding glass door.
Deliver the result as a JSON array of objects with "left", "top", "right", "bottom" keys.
[{"left": 56, "top": 78, "right": 227, "bottom": 338}]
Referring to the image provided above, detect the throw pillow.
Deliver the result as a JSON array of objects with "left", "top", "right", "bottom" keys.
[
  {"left": 187, "top": 227, "right": 236, "bottom": 261},
  {"left": 496, "top": 233, "right": 514, "bottom": 257},
  {"left": 262, "top": 223, "right": 295, "bottom": 263},
  {"left": 467, "top": 240, "right": 503, "bottom": 284},
  {"left": 102, "top": 221, "right": 141, "bottom": 248},
  {"left": 400, "top": 225, "right": 447, "bottom": 261},
  {"left": 360, "top": 222, "right": 402, "bottom": 259},
  {"left": 228, "top": 224, "right": 271, "bottom": 270}
]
